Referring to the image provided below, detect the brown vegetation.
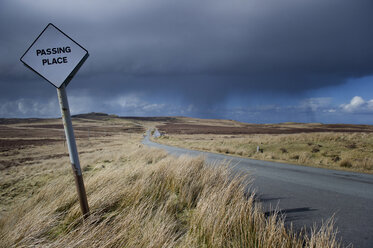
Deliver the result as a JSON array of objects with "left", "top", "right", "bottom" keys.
[
  {"left": 0, "top": 135, "right": 341, "bottom": 247},
  {"left": 158, "top": 122, "right": 373, "bottom": 135},
  {"left": 155, "top": 131, "right": 373, "bottom": 173},
  {"left": 0, "top": 116, "right": 342, "bottom": 247}
]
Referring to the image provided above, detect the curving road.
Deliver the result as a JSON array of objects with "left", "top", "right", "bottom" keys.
[{"left": 143, "top": 133, "right": 373, "bottom": 248}]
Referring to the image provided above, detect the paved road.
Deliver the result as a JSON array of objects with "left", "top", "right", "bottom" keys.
[{"left": 143, "top": 134, "right": 373, "bottom": 248}]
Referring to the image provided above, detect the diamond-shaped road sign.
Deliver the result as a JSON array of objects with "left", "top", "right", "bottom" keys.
[{"left": 20, "top": 23, "right": 88, "bottom": 88}]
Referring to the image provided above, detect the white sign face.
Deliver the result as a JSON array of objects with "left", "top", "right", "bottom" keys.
[{"left": 20, "top": 23, "right": 88, "bottom": 88}]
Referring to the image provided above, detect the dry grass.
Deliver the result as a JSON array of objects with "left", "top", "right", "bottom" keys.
[
  {"left": 155, "top": 132, "right": 373, "bottom": 173},
  {"left": 0, "top": 128, "right": 343, "bottom": 247},
  {"left": 0, "top": 116, "right": 345, "bottom": 247}
]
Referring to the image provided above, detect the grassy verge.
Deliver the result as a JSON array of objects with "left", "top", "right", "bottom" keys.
[
  {"left": 0, "top": 132, "right": 342, "bottom": 247},
  {"left": 155, "top": 132, "right": 373, "bottom": 173}
]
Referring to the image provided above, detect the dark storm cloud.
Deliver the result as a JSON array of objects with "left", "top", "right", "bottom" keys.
[{"left": 1, "top": 0, "right": 373, "bottom": 106}]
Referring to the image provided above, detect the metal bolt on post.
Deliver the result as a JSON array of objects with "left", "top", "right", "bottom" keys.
[{"left": 57, "top": 84, "right": 90, "bottom": 217}]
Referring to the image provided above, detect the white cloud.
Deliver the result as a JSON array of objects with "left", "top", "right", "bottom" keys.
[
  {"left": 109, "top": 95, "right": 140, "bottom": 109},
  {"left": 107, "top": 95, "right": 145, "bottom": 111},
  {"left": 0, "top": 91, "right": 190, "bottom": 118},
  {"left": 340, "top": 96, "right": 373, "bottom": 113},
  {"left": 106, "top": 94, "right": 176, "bottom": 116},
  {"left": 368, "top": 100, "right": 373, "bottom": 109},
  {"left": 68, "top": 95, "right": 97, "bottom": 115},
  {"left": 2, "top": 94, "right": 372, "bottom": 124},
  {"left": 300, "top": 97, "right": 332, "bottom": 112},
  {"left": 0, "top": 98, "right": 59, "bottom": 118},
  {"left": 142, "top": 104, "right": 165, "bottom": 112},
  {"left": 325, "top": 109, "right": 336, "bottom": 113}
]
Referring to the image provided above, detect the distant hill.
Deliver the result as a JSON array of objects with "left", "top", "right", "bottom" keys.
[
  {"left": 72, "top": 112, "right": 118, "bottom": 120},
  {"left": 120, "top": 116, "right": 179, "bottom": 122}
]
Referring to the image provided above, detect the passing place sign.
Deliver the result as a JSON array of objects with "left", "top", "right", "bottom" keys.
[{"left": 20, "top": 23, "right": 88, "bottom": 88}]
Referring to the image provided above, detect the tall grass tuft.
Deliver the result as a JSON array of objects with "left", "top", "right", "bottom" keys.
[{"left": 340, "top": 160, "right": 353, "bottom": 168}]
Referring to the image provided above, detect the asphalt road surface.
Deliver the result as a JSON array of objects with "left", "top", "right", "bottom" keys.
[{"left": 143, "top": 134, "right": 373, "bottom": 248}]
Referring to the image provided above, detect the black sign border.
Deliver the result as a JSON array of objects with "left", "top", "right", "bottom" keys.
[{"left": 20, "top": 23, "right": 89, "bottom": 89}]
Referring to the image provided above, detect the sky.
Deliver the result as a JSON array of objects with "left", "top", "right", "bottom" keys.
[{"left": 1, "top": 0, "right": 373, "bottom": 124}]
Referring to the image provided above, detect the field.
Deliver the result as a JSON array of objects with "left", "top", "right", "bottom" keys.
[
  {"left": 0, "top": 114, "right": 344, "bottom": 247},
  {"left": 155, "top": 119, "right": 373, "bottom": 173}
]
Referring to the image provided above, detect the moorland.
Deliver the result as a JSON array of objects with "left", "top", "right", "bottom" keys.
[{"left": 0, "top": 113, "right": 358, "bottom": 247}]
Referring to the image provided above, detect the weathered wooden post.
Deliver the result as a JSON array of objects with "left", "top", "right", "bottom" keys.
[{"left": 58, "top": 84, "right": 90, "bottom": 216}]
